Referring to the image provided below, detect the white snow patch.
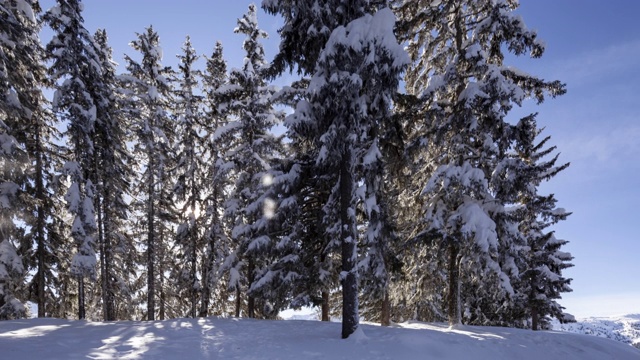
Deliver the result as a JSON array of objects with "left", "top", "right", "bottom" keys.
[{"left": 0, "top": 318, "right": 637, "bottom": 359}]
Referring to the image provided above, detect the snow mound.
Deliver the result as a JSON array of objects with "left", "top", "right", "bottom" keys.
[{"left": 0, "top": 317, "right": 638, "bottom": 359}]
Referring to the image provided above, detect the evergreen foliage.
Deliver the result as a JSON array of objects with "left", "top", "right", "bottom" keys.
[
  {"left": 217, "top": 4, "right": 284, "bottom": 319},
  {"left": 0, "top": 1, "right": 575, "bottom": 335},
  {"left": 121, "top": 26, "right": 177, "bottom": 321},
  {"left": 393, "top": 0, "right": 567, "bottom": 326}
]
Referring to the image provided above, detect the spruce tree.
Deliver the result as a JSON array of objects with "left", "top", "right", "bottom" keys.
[
  {"left": 514, "top": 116, "right": 573, "bottom": 330},
  {"left": 122, "top": 26, "right": 176, "bottom": 321},
  {"left": 218, "top": 4, "right": 283, "bottom": 319},
  {"left": 284, "top": 6, "right": 408, "bottom": 338},
  {"left": 394, "top": 0, "right": 566, "bottom": 326},
  {"left": 44, "top": 0, "right": 101, "bottom": 320},
  {"left": 173, "top": 36, "right": 206, "bottom": 318},
  {"left": 0, "top": 0, "right": 41, "bottom": 319},
  {"left": 199, "top": 41, "right": 232, "bottom": 317},
  {"left": 92, "top": 29, "right": 135, "bottom": 321}
]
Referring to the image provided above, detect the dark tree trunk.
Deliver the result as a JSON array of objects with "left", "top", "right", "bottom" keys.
[
  {"left": 235, "top": 287, "right": 241, "bottom": 318},
  {"left": 531, "top": 273, "right": 539, "bottom": 331},
  {"left": 381, "top": 289, "right": 391, "bottom": 327},
  {"left": 321, "top": 290, "right": 330, "bottom": 322},
  {"left": 98, "top": 186, "right": 107, "bottom": 321},
  {"left": 340, "top": 150, "right": 358, "bottom": 339},
  {"left": 447, "top": 243, "right": 460, "bottom": 326},
  {"left": 147, "top": 164, "right": 155, "bottom": 321},
  {"left": 78, "top": 277, "right": 85, "bottom": 320},
  {"left": 104, "top": 205, "right": 115, "bottom": 321},
  {"left": 191, "top": 229, "right": 197, "bottom": 319},
  {"left": 247, "top": 257, "right": 255, "bottom": 318},
  {"left": 34, "top": 137, "right": 46, "bottom": 318},
  {"left": 199, "top": 248, "right": 211, "bottom": 317},
  {"left": 531, "top": 304, "right": 539, "bottom": 331},
  {"left": 159, "top": 284, "right": 165, "bottom": 321}
]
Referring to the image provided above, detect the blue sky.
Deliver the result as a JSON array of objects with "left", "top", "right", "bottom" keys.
[{"left": 39, "top": 1, "right": 640, "bottom": 318}]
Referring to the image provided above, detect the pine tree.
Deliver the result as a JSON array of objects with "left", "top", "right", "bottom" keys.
[
  {"left": 44, "top": 0, "right": 101, "bottom": 320},
  {"left": 122, "top": 26, "right": 176, "bottom": 321},
  {"left": 393, "top": 0, "right": 566, "bottom": 326},
  {"left": 218, "top": 4, "right": 283, "bottom": 319}
]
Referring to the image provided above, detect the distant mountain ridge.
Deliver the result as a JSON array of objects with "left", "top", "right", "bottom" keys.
[{"left": 554, "top": 314, "right": 640, "bottom": 349}]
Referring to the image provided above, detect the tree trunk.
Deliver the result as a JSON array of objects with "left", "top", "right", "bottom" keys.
[
  {"left": 159, "top": 284, "right": 165, "bottom": 321},
  {"left": 78, "top": 277, "right": 85, "bottom": 320},
  {"left": 98, "top": 189, "right": 107, "bottom": 321},
  {"left": 447, "top": 243, "right": 460, "bottom": 326},
  {"left": 191, "top": 229, "right": 197, "bottom": 319},
  {"left": 381, "top": 289, "right": 391, "bottom": 327},
  {"left": 235, "top": 287, "right": 241, "bottom": 318},
  {"left": 147, "top": 158, "right": 155, "bottom": 321},
  {"left": 104, "top": 205, "right": 115, "bottom": 321},
  {"left": 321, "top": 290, "right": 330, "bottom": 322},
  {"left": 340, "top": 150, "right": 358, "bottom": 339},
  {"left": 199, "top": 248, "right": 211, "bottom": 317},
  {"left": 35, "top": 131, "right": 46, "bottom": 318},
  {"left": 247, "top": 257, "right": 255, "bottom": 318},
  {"left": 531, "top": 273, "right": 539, "bottom": 331}
]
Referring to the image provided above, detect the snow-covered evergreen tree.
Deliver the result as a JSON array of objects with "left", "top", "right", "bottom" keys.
[
  {"left": 199, "top": 41, "right": 233, "bottom": 317},
  {"left": 284, "top": 5, "right": 408, "bottom": 338},
  {"left": 514, "top": 116, "right": 573, "bottom": 330},
  {"left": 121, "top": 26, "right": 176, "bottom": 321},
  {"left": 0, "top": 0, "right": 41, "bottom": 319},
  {"left": 172, "top": 36, "right": 206, "bottom": 318},
  {"left": 91, "top": 28, "right": 136, "bottom": 321},
  {"left": 217, "top": 4, "right": 283, "bottom": 319},
  {"left": 393, "top": 0, "right": 566, "bottom": 326},
  {"left": 44, "top": 0, "right": 101, "bottom": 320}
]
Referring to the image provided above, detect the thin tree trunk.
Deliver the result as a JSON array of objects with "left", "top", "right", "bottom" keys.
[
  {"left": 381, "top": 289, "right": 391, "bottom": 327},
  {"left": 247, "top": 257, "right": 255, "bottom": 318},
  {"left": 340, "top": 149, "right": 358, "bottom": 339},
  {"left": 235, "top": 287, "right": 241, "bottom": 318},
  {"left": 98, "top": 188, "right": 107, "bottom": 321},
  {"left": 199, "top": 249, "right": 210, "bottom": 317},
  {"left": 78, "top": 277, "right": 85, "bottom": 320},
  {"left": 191, "top": 229, "right": 197, "bottom": 318},
  {"left": 159, "top": 284, "right": 165, "bottom": 321},
  {"left": 147, "top": 166, "right": 155, "bottom": 321},
  {"left": 448, "top": 243, "right": 460, "bottom": 327},
  {"left": 34, "top": 135, "right": 46, "bottom": 318},
  {"left": 321, "top": 291, "right": 330, "bottom": 322}
]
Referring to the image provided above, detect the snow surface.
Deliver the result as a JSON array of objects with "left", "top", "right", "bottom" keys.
[
  {"left": 553, "top": 314, "right": 640, "bottom": 349},
  {"left": 0, "top": 317, "right": 638, "bottom": 359}
]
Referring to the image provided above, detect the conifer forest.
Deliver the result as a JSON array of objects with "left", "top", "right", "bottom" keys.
[{"left": 0, "top": 0, "right": 574, "bottom": 338}]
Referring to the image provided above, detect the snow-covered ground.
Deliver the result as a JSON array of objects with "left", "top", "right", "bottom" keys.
[
  {"left": 1, "top": 317, "right": 638, "bottom": 359},
  {"left": 553, "top": 314, "right": 640, "bottom": 349}
]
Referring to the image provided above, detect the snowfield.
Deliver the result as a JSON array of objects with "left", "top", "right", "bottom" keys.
[
  {"left": 1, "top": 317, "right": 638, "bottom": 359},
  {"left": 554, "top": 314, "right": 640, "bottom": 349}
]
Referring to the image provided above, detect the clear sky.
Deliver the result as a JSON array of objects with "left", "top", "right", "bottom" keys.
[{"left": 38, "top": 0, "right": 640, "bottom": 319}]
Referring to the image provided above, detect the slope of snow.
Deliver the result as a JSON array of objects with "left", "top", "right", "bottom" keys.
[
  {"left": 1, "top": 318, "right": 638, "bottom": 359},
  {"left": 554, "top": 314, "right": 640, "bottom": 349}
]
